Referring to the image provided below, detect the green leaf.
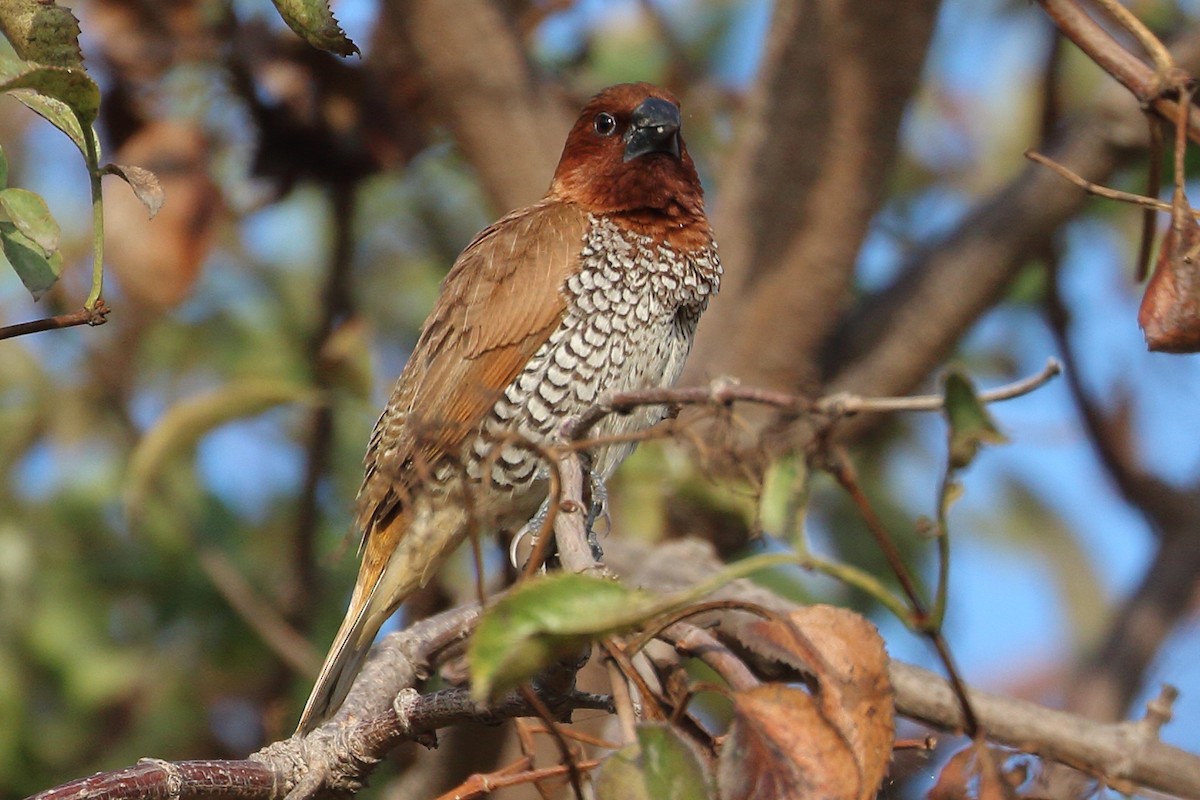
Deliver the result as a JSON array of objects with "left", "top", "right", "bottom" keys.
[
  {"left": 0, "top": 220, "right": 61, "bottom": 298},
  {"left": 0, "top": 65, "right": 99, "bottom": 127},
  {"left": 470, "top": 574, "right": 648, "bottom": 701},
  {"left": 469, "top": 553, "right": 794, "bottom": 700},
  {"left": 0, "top": 144, "right": 7, "bottom": 188},
  {"left": 943, "top": 371, "right": 1007, "bottom": 470},
  {"left": 596, "top": 724, "right": 714, "bottom": 800},
  {"left": 102, "top": 163, "right": 164, "bottom": 219},
  {"left": 270, "top": 0, "right": 360, "bottom": 56},
  {"left": 0, "top": 187, "right": 59, "bottom": 254},
  {"left": 0, "top": 0, "right": 84, "bottom": 68},
  {"left": 7, "top": 89, "right": 90, "bottom": 157},
  {"left": 125, "top": 379, "right": 313, "bottom": 519}
]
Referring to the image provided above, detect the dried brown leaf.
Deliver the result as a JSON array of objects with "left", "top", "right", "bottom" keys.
[
  {"left": 718, "top": 683, "right": 860, "bottom": 800},
  {"left": 104, "top": 121, "right": 221, "bottom": 310},
  {"left": 928, "top": 746, "right": 975, "bottom": 800},
  {"left": 738, "top": 606, "right": 895, "bottom": 800},
  {"left": 928, "top": 743, "right": 1023, "bottom": 800},
  {"left": 1139, "top": 189, "right": 1200, "bottom": 352}
]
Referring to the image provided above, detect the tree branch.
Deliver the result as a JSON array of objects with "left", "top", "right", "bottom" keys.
[
  {"left": 603, "top": 537, "right": 1200, "bottom": 799},
  {"left": 0, "top": 301, "right": 110, "bottom": 342},
  {"left": 825, "top": 26, "right": 1200, "bottom": 405},
  {"left": 689, "top": 0, "right": 941, "bottom": 393}
]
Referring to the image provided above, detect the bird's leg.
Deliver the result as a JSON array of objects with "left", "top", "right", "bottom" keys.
[{"left": 581, "top": 454, "right": 608, "bottom": 561}]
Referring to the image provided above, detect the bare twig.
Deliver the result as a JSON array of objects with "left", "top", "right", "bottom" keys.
[
  {"left": 569, "top": 360, "right": 1062, "bottom": 441},
  {"left": 659, "top": 622, "right": 760, "bottom": 692},
  {"left": 433, "top": 758, "right": 602, "bottom": 800},
  {"left": 0, "top": 300, "right": 110, "bottom": 341},
  {"left": 1026, "top": 149, "right": 1180, "bottom": 214},
  {"left": 198, "top": 550, "right": 320, "bottom": 677},
  {"left": 1091, "top": 0, "right": 1175, "bottom": 77},
  {"left": 604, "top": 655, "right": 639, "bottom": 744},
  {"left": 1037, "top": 0, "right": 1200, "bottom": 138}
]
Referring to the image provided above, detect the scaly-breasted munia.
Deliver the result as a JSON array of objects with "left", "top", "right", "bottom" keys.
[{"left": 297, "top": 83, "right": 721, "bottom": 733}]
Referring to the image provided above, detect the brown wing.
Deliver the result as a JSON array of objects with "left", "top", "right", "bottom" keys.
[{"left": 355, "top": 199, "right": 589, "bottom": 534}]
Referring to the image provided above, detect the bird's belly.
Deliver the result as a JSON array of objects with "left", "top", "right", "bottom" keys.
[{"left": 463, "top": 216, "right": 719, "bottom": 508}]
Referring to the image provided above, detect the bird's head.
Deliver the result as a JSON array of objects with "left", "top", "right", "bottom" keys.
[{"left": 549, "top": 83, "right": 706, "bottom": 230}]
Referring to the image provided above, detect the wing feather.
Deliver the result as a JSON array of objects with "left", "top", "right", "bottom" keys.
[{"left": 355, "top": 200, "right": 589, "bottom": 536}]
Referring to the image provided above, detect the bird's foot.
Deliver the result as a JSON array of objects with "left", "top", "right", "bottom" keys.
[{"left": 509, "top": 496, "right": 553, "bottom": 570}]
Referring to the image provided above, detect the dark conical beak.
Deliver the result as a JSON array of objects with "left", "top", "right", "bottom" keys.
[{"left": 623, "top": 97, "right": 682, "bottom": 162}]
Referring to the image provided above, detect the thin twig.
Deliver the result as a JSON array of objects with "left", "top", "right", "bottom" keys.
[
  {"left": 1037, "top": 0, "right": 1200, "bottom": 139},
  {"left": 1029, "top": 148, "right": 1179, "bottom": 211},
  {"left": 1091, "top": 0, "right": 1175, "bottom": 77},
  {"left": 433, "top": 759, "right": 602, "bottom": 800},
  {"left": 518, "top": 685, "right": 584, "bottom": 800},
  {"left": 0, "top": 301, "right": 110, "bottom": 341},
  {"left": 569, "top": 360, "right": 1062, "bottom": 441},
  {"left": 198, "top": 550, "right": 320, "bottom": 677},
  {"left": 604, "top": 655, "right": 639, "bottom": 744},
  {"left": 660, "top": 622, "right": 760, "bottom": 692},
  {"left": 822, "top": 446, "right": 981, "bottom": 738},
  {"left": 814, "top": 357, "right": 1063, "bottom": 415}
]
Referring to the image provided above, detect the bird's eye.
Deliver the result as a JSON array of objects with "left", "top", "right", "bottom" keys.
[{"left": 593, "top": 112, "right": 618, "bottom": 137}]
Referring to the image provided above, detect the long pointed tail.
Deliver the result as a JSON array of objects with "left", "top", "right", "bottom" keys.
[
  {"left": 295, "top": 577, "right": 386, "bottom": 734},
  {"left": 296, "top": 501, "right": 471, "bottom": 734}
]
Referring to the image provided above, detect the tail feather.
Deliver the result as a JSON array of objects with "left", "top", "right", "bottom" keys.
[
  {"left": 295, "top": 501, "right": 472, "bottom": 735},
  {"left": 295, "top": 581, "right": 386, "bottom": 734}
]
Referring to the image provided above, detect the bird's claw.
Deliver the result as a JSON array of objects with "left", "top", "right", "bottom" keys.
[
  {"left": 509, "top": 473, "right": 609, "bottom": 568},
  {"left": 509, "top": 496, "right": 553, "bottom": 570}
]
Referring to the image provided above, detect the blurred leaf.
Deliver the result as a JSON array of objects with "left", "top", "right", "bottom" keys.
[
  {"left": 0, "top": 187, "right": 60, "bottom": 254},
  {"left": 0, "top": 144, "right": 7, "bottom": 187},
  {"left": 595, "top": 724, "right": 714, "bottom": 800},
  {"left": 0, "top": 0, "right": 84, "bottom": 68},
  {"left": 943, "top": 371, "right": 1007, "bottom": 470},
  {"left": 102, "top": 163, "right": 164, "bottom": 219},
  {"left": 470, "top": 573, "right": 651, "bottom": 701},
  {"left": 470, "top": 553, "right": 793, "bottom": 700},
  {"left": 0, "top": 220, "right": 61, "bottom": 298},
  {"left": 269, "top": 0, "right": 359, "bottom": 57},
  {"left": 318, "top": 316, "right": 374, "bottom": 400},
  {"left": 104, "top": 121, "right": 219, "bottom": 310},
  {"left": 990, "top": 481, "right": 1109, "bottom": 647},
  {"left": 125, "top": 379, "right": 312, "bottom": 519},
  {"left": 0, "top": 64, "right": 99, "bottom": 127}
]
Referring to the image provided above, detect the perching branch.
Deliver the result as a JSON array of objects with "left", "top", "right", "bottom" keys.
[
  {"left": 0, "top": 300, "right": 110, "bottom": 342},
  {"left": 603, "top": 537, "right": 1200, "bottom": 800}
]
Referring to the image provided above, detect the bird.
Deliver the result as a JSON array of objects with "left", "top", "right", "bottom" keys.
[{"left": 296, "top": 82, "right": 721, "bottom": 733}]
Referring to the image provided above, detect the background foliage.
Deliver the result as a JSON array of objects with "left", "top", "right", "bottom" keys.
[{"left": 2, "top": 0, "right": 1200, "bottom": 797}]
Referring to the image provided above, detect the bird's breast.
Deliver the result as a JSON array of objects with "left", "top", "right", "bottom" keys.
[{"left": 467, "top": 214, "right": 720, "bottom": 492}]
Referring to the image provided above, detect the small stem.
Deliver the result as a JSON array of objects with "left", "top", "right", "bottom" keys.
[
  {"left": 0, "top": 302, "right": 109, "bottom": 341},
  {"left": 825, "top": 447, "right": 930, "bottom": 621},
  {"left": 932, "top": 471, "right": 954, "bottom": 629},
  {"left": 796, "top": 552, "right": 916, "bottom": 624}
]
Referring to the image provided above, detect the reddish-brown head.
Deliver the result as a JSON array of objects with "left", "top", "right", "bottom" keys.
[{"left": 549, "top": 83, "right": 707, "bottom": 238}]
